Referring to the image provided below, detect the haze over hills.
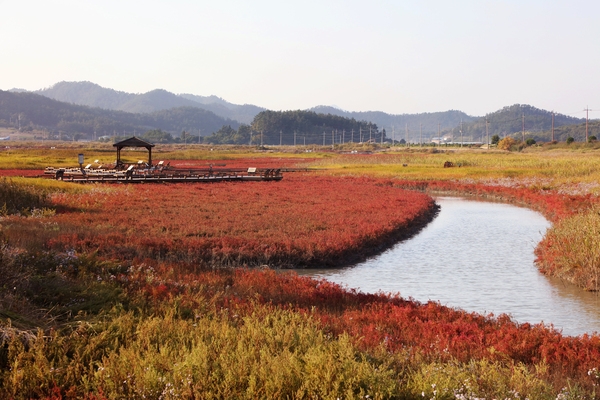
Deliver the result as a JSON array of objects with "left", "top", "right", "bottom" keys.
[
  {"left": 178, "top": 93, "right": 265, "bottom": 125},
  {"left": 4, "top": 81, "right": 597, "bottom": 144},
  {"left": 0, "top": 89, "right": 239, "bottom": 140},
  {"left": 30, "top": 81, "right": 479, "bottom": 133},
  {"left": 310, "top": 106, "right": 476, "bottom": 137},
  {"left": 34, "top": 81, "right": 264, "bottom": 124}
]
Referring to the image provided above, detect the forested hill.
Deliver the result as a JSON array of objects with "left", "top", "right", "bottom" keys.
[
  {"left": 35, "top": 81, "right": 264, "bottom": 124},
  {"left": 447, "top": 104, "right": 586, "bottom": 142},
  {"left": 204, "top": 110, "right": 381, "bottom": 145},
  {"left": 0, "top": 90, "right": 239, "bottom": 139},
  {"left": 309, "top": 106, "right": 476, "bottom": 137}
]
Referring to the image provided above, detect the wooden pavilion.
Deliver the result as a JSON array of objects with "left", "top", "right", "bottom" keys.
[{"left": 113, "top": 137, "right": 155, "bottom": 169}]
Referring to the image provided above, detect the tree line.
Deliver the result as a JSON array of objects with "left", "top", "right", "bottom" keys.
[{"left": 203, "top": 110, "right": 382, "bottom": 145}]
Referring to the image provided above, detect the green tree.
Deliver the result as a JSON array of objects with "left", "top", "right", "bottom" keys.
[
  {"left": 142, "top": 129, "right": 174, "bottom": 143},
  {"left": 203, "top": 125, "right": 251, "bottom": 144},
  {"left": 180, "top": 130, "right": 198, "bottom": 143},
  {"left": 491, "top": 134, "right": 500, "bottom": 145}
]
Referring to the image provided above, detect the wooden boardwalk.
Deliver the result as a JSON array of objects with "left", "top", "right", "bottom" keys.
[{"left": 44, "top": 167, "right": 284, "bottom": 184}]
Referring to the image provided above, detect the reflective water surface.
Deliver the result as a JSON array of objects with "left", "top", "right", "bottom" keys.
[{"left": 295, "top": 197, "right": 600, "bottom": 337}]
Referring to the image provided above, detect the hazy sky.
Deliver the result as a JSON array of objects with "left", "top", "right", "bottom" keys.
[{"left": 1, "top": 0, "right": 599, "bottom": 117}]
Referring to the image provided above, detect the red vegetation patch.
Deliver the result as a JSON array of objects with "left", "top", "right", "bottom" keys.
[
  {"left": 389, "top": 179, "right": 597, "bottom": 222},
  {"left": 131, "top": 266, "right": 600, "bottom": 388},
  {"left": 0, "top": 169, "right": 42, "bottom": 177},
  {"left": 162, "top": 157, "right": 316, "bottom": 170},
  {"left": 48, "top": 175, "right": 437, "bottom": 267}
]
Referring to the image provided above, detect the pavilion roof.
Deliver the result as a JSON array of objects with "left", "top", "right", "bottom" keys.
[{"left": 113, "top": 136, "right": 155, "bottom": 148}]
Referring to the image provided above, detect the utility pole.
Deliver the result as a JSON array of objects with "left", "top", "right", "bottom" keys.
[
  {"left": 342, "top": 129, "right": 345, "bottom": 144},
  {"left": 551, "top": 112, "right": 555, "bottom": 142},
  {"left": 369, "top": 126, "right": 372, "bottom": 142},
  {"left": 522, "top": 113, "right": 525, "bottom": 143},
  {"left": 351, "top": 129, "right": 354, "bottom": 143},
  {"left": 323, "top": 131, "right": 325, "bottom": 146},
  {"left": 585, "top": 106, "right": 591, "bottom": 142},
  {"left": 392, "top": 125, "right": 395, "bottom": 146},
  {"left": 460, "top": 119, "right": 463, "bottom": 147},
  {"left": 294, "top": 130, "right": 297, "bottom": 146},
  {"left": 420, "top": 123, "right": 422, "bottom": 146},
  {"left": 438, "top": 123, "right": 441, "bottom": 147},
  {"left": 405, "top": 123, "right": 409, "bottom": 147},
  {"left": 359, "top": 127, "right": 362, "bottom": 143},
  {"left": 486, "top": 118, "right": 489, "bottom": 149},
  {"left": 280, "top": 130, "right": 282, "bottom": 146}
]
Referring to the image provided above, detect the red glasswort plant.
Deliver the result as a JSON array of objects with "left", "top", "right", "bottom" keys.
[{"left": 46, "top": 174, "right": 438, "bottom": 268}]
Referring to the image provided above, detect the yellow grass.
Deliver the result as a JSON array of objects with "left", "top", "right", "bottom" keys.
[
  {"left": 4, "top": 144, "right": 600, "bottom": 195},
  {"left": 0, "top": 143, "right": 333, "bottom": 169},
  {"left": 309, "top": 148, "right": 600, "bottom": 193}
]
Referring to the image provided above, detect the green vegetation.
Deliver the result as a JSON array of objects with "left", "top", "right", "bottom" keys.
[
  {"left": 204, "top": 124, "right": 251, "bottom": 144},
  {"left": 203, "top": 110, "right": 381, "bottom": 145}
]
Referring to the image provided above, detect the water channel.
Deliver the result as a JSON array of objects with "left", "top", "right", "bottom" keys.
[{"left": 295, "top": 197, "right": 600, "bottom": 337}]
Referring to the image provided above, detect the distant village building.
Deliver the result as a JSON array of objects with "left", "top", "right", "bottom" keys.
[{"left": 430, "top": 135, "right": 453, "bottom": 145}]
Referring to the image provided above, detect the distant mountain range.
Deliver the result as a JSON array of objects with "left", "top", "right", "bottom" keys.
[
  {"left": 309, "top": 106, "right": 476, "bottom": 137},
  {"left": 0, "top": 89, "right": 239, "bottom": 139},
  {"left": 14, "top": 81, "right": 479, "bottom": 137},
  {"left": 33, "top": 81, "right": 264, "bottom": 125},
  {"left": 3, "top": 81, "right": 595, "bottom": 143}
]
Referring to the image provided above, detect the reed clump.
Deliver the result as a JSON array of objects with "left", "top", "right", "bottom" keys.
[
  {"left": 536, "top": 206, "right": 600, "bottom": 291},
  {"left": 0, "top": 178, "right": 53, "bottom": 216}
]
